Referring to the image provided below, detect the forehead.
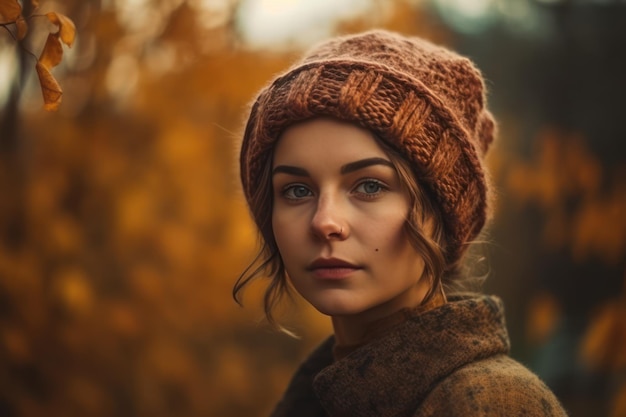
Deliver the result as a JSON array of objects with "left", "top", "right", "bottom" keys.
[{"left": 272, "top": 118, "right": 387, "bottom": 166}]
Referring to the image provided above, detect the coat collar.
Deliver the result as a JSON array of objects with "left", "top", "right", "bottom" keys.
[{"left": 312, "top": 296, "right": 510, "bottom": 417}]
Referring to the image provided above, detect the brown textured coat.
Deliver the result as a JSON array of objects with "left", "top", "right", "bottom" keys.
[{"left": 270, "top": 296, "right": 568, "bottom": 417}]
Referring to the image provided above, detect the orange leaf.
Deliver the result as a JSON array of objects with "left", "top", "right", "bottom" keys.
[
  {"left": 35, "top": 61, "right": 62, "bottom": 111},
  {"left": 46, "top": 12, "right": 76, "bottom": 47},
  {"left": 0, "top": 0, "right": 21, "bottom": 24},
  {"left": 16, "top": 16, "right": 27, "bottom": 40},
  {"left": 38, "top": 32, "right": 63, "bottom": 69}
]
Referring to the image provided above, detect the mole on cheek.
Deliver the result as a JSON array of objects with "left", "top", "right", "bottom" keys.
[{"left": 375, "top": 248, "right": 379, "bottom": 252}]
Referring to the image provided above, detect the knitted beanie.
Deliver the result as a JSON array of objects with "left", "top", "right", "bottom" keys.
[{"left": 240, "top": 29, "right": 496, "bottom": 263}]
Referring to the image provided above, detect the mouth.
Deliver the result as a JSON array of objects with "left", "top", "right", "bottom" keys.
[{"left": 306, "top": 258, "right": 362, "bottom": 280}]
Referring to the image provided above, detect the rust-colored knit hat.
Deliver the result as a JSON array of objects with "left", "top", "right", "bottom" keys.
[{"left": 240, "top": 30, "right": 496, "bottom": 263}]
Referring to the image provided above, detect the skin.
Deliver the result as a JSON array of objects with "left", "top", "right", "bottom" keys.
[{"left": 271, "top": 118, "right": 432, "bottom": 346}]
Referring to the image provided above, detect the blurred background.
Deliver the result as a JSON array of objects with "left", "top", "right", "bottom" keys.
[{"left": 0, "top": 0, "right": 625, "bottom": 416}]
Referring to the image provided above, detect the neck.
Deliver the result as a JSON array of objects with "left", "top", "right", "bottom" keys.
[
  {"left": 331, "top": 282, "right": 436, "bottom": 347},
  {"left": 331, "top": 315, "right": 369, "bottom": 347}
]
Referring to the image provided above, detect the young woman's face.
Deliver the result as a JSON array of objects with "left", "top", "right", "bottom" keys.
[{"left": 271, "top": 118, "right": 431, "bottom": 323}]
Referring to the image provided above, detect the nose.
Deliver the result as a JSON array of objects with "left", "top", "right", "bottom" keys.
[{"left": 310, "top": 194, "right": 348, "bottom": 241}]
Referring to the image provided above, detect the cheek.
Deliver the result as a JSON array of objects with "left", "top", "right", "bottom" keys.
[
  {"left": 370, "top": 203, "right": 410, "bottom": 250},
  {"left": 272, "top": 213, "right": 307, "bottom": 279},
  {"left": 272, "top": 209, "right": 300, "bottom": 257}
]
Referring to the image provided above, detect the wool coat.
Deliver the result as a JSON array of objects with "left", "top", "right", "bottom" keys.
[{"left": 269, "top": 296, "right": 567, "bottom": 417}]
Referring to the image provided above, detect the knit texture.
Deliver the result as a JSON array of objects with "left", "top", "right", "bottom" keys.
[
  {"left": 269, "top": 296, "right": 568, "bottom": 417},
  {"left": 240, "top": 30, "right": 497, "bottom": 263}
]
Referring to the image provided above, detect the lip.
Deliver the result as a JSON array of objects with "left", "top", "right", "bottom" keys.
[{"left": 307, "top": 258, "right": 362, "bottom": 280}]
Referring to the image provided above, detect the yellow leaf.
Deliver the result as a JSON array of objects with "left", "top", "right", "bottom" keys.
[
  {"left": 36, "top": 32, "right": 65, "bottom": 111},
  {"left": 46, "top": 11, "right": 76, "bottom": 47},
  {"left": 38, "top": 32, "right": 63, "bottom": 69},
  {"left": 0, "top": 0, "right": 21, "bottom": 24},
  {"left": 16, "top": 16, "right": 27, "bottom": 40},
  {"left": 35, "top": 61, "right": 62, "bottom": 111}
]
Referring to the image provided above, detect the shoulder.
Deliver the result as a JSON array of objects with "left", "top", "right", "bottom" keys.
[
  {"left": 417, "top": 355, "right": 568, "bottom": 417},
  {"left": 269, "top": 337, "right": 334, "bottom": 417}
]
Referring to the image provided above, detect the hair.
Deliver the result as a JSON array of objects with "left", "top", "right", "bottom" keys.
[{"left": 233, "top": 125, "right": 485, "bottom": 330}]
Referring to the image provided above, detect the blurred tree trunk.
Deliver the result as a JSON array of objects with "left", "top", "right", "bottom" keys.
[{"left": 0, "top": 0, "right": 35, "bottom": 250}]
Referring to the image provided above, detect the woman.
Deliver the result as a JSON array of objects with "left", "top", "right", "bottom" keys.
[{"left": 235, "top": 30, "right": 567, "bottom": 417}]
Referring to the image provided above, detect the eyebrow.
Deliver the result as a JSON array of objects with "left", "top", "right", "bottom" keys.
[
  {"left": 272, "top": 157, "right": 394, "bottom": 177},
  {"left": 340, "top": 157, "right": 394, "bottom": 174}
]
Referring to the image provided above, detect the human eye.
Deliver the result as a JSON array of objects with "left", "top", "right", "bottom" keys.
[
  {"left": 282, "top": 184, "right": 313, "bottom": 200},
  {"left": 353, "top": 179, "right": 388, "bottom": 198}
]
